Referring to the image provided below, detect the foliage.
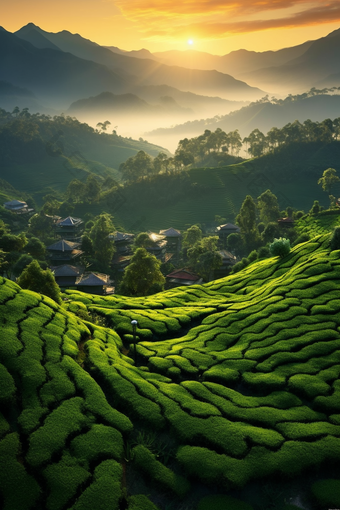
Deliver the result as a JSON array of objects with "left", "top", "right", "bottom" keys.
[
  {"left": 269, "top": 237, "right": 291, "bottom": 258},
  {"left": 236, "top": 195, "right": 260, "bottom": 251},
  {"left": 89, "top": 214, "right": 115, "bottom": 270},
  {"left": 182, "top": 225, "right": 202, "bottom": 248},
  {"left": 329, "top": 226, "right": 340, "bottom": 250},
  {"left": 257, "top": 189, "right": 281, "bottom": 223},
  {"left": 120, "top": 248, "right": 165, "bottom": 296},
  {"left": 318, "top": 167, "right": 340, "bottom": 195},
  {"left": 17, "top": 260, "right": 62, "bottom": 304}
]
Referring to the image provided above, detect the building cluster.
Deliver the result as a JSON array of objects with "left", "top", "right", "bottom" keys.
[
  {"left": 3, "top": 200, "right": 242, "bottom": 295},
  {"left": 42, "top": 215, "right": 239, "bottom": 295}
]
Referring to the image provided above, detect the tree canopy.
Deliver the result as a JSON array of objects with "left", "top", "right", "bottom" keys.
[
  {"left": 120, "top": 248, "right": 165, "bottom": 296},
  {"left": 17, "top": 260, "right": 62, "bottom": 304}
]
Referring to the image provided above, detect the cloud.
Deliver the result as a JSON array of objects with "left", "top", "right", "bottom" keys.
[{"left": 114, "top": 0, "right": 340, "bottom": 40}]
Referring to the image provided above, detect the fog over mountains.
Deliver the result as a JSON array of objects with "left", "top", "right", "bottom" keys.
[{"left": 1, "top": 23, "right": 340, "bottom": 148}]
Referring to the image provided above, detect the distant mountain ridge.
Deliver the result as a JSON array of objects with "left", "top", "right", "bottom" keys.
[
  {"left": 12, "top": 23, "right": 264, "bottom": 102},
  {"left": 147, "top": 93, "right": 340, "bottom": 141}
]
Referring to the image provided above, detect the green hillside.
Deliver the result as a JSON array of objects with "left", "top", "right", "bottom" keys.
[
  {"left": 1, "top": 231, "right": 340, "bottom": 509},
  {"left": 0, "top": 112, "right": 168, "bottom": 202},
  {"left": 90, "top": 141, "right": 340, "bottom": 232}
]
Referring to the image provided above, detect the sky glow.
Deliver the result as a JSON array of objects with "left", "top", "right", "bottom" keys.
[{"left": 2, "top": 0, "right": 340, "bottom": 54}]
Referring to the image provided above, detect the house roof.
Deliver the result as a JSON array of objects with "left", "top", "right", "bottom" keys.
[
  {"left": 76, "top": 272, "right": 109, "bottom": 286},
  {"left": 159, "top": 227, "right": 181, "bottom": 237},
  {"left": 4, "top": 200, "right": 27, "bottom": 208},
  {"left": 56, "top": 216, "right": 83, "bottom": 227},
  {"left": 166, "top": 269, "right": 200, "bottom": 281},
  {"left": 218, "top": 250, "right": 237, "bottom": 261},
  {"left": 47, "top": 240, "right": 81, "bottom": 252},
  {"left": 217, "top": 223, "right": 240, "bottom": 231},
  {"left": 149, "top": 232, "right": 166, "bottom": 243},
  {"left": 278, "top": 217, "right": 294, "bottom": 223},
  {"left": 51, "top": 265, "right": 82, "bottom": 277},
  {"left": 109, "top": 231, "right": 134, "bottom": 242}
]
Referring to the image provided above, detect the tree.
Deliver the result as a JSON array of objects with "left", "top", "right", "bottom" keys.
[
  {"left": 26, "top": 237, "right": 46, "bottom": 259},
  {"left": 236, "top": 195, "right": 259, "bottom": 251},
  {"left": 120, "top": 151, "right": 154, "bottom": 182},
  {"left": 330, "top": 227, "right": 340, "bottom": 250},
  {"left": 0, "top": 233, "right": 27, "bottom": 252},
  {"left": 182, "top": 225, "right": 202, "bottom": 249},
  {"left": 28, "top": 212, "right": 55, "bottom": 241},
  {"left": 134, "top": 232, "right": 154, "bottom": 249},
  {"left": 310, "top": 200, "right": 320, "bottom": 215},
  {"left": 257, "top": 189, "right": 280, "bottom": 224},
  {"left": 12, "top": 254, "right": 34, "bottom": 277},
  {"left": 66, "top": 179, "right": 86, "bottom": 203},
  {"left": 89, "top": 214, "right": 115, "bottom": 270},
  {"left": 318, "top": 168, "right": 340, "bottom": 196},
  {"left": 243, "top": 129, "right": 267, "bottom": 157},
  {"left": 120, "top": 248, "right": 165, "bottom": 296},
  {"left": 84, "top": 174, "right": 101, "bottom": 204},
  {"left": 17, "top": 260, "right": 62, "bottom": 304},
  {"left": 261, "top": 222, "right": 280, "bottom": 244},
  {"left": 269, "top": 238, "right": 291, "bottom": 258}
]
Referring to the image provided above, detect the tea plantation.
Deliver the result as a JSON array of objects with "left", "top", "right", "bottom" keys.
[{"left": 1, "top": 232, "right": 340, "bottom": 509}]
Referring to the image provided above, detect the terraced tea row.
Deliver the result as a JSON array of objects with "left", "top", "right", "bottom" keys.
[{"left": 1, "top": 232, "right": 340, "bottom": 509}]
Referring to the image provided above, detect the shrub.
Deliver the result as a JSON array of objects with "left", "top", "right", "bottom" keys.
[
  {"left": 128, "top": 494, "right": 160, "bottom": 510},
  {"left": 133, "top": 444, "right": 190, "bottom": 497},
  {"left": 330, "top": 226, "right": 340, "bottom": 250},
  {"left": 269, "top": 238, "right": 291, "bottom": 258}
]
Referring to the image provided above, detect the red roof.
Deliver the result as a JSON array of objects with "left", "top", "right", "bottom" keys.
[{"left": 166, "top": 269, "right": 200, "bottom": 281}]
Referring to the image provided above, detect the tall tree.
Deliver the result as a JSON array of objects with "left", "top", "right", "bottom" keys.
[
  {"left": 318, "top": 168, "right": 340, "bottom": 195},
  {"left": 257, "top": 189, "right": 281, "bottom": 224},
  {"left": 89, "top": 214, "right": 115, "bottom": 270},
  {"left": 17, "top": 260, "right": 61, "bottom": 304},
  {"left": 120, "top": 248, "right": 165, "bottom": 296},
  {"left": 236, "top": 195, "right": 259, "bottom": 251}
]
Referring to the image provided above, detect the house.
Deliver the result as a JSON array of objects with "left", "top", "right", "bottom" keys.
[
  {"left": 109, "top": 231, "right": 135, "bottom": 255},
  {"left": 3, "top": 200, "right": 33, "bottom": 214},
  {"left": 277, "top": 217, "right": 295, "bottom": 227},
  {"left": 159, "top": 227, "right": 182, "bottom": 252},
  {"left": 166, "top": 269, "right": 203, "bottom": 289},
  {"left": 214, "top": 250, "right": 237, "bottom": 278},
  {"left": 46, "top": 239, "right": 83, "bottom": 265},
  {"left": 216, "top": 223, "right": 240, "bottom": 247},
  {"left": 55, "top": 216, "right": 84, "bottom": 241},
  {"left": 75, "top": 272, "right": 113, "bottom": 295},
  {"left": 51, "top": 264, "right": 83, "bottom": 288},
  {"left": 146, "top": 232, "right": 167, "bottom": 261}
]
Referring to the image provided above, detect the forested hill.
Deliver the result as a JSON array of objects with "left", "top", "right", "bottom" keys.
[
  {"left": 147, "top": 90, "right": 340, "bottom": 140},
  {"left": 0, "top": 109, "right": 167, "bottom": 199}
]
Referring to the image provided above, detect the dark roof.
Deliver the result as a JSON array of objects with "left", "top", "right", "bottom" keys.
[
  {"left": 56, "top": 216, "right": 83, "bottom": 227},
  {"left": 51, "top": 265, "right": 82, "bottom": 277},
  {"left": 159, "top": 227, "right": 181, "bottom": 237},
  {"left": 47, "top": 240, "right": 81, "bottom": 252},
  {"left": 76, "top": 272, "right": 109, "bottom": 286},
  {"left": 4, "top": 200, "right": 27, "bottom": 208},
  {"left": 166, "top": 269, "right": 200, "bottom": 281},
  {"left": 109, "top": 231, "right": 134, "bottom": 242},
  {"left": 217, "top": 223, "right": 240, "bottom": 231},
  {"left": 278, "top": 217, "right": 294, "bottom": 223}
]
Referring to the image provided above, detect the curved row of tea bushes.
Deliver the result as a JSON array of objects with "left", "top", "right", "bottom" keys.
[{"left": 0, "top": 278, "right": 132, "bottom": 510}]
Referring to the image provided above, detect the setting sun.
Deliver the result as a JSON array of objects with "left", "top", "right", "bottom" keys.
[{"left": 187, "top": 39, "right": 193, "bottom": 46}]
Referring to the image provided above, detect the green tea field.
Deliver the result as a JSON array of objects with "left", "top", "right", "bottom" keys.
[{"left": 1, "top": 232, "right": 340, "bottom": 509}]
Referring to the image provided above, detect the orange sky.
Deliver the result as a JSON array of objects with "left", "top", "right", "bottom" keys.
[{"left": 2, "top": 0, "right": 340, "bottom": 54}]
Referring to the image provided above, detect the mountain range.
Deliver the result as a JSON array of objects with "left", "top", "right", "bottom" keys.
[{"left": 1, "top": 23, "right": 340, "bottom": 149}]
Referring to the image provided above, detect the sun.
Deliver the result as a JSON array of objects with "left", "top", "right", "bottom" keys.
[{"left": 187, "top": 39, "right": 194, "bottom": 46}]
